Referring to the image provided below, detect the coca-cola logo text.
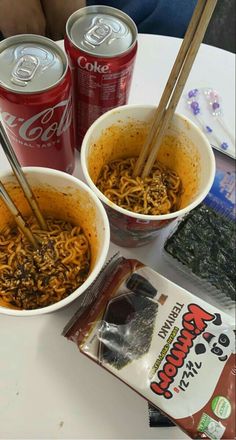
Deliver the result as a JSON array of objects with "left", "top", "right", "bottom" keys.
[
  {"left": 0, "top": 97, "right": 72, "bottom": 143},
  {"left": 77, "top": 56, "right": 110, "bottom": 73}
]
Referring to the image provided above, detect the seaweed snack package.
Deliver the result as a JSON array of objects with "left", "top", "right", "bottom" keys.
[{"left": 64, "top": 256, "right": 236, "bottom": 440}]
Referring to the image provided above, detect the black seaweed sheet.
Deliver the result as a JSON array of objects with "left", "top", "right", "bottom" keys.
[
  {"left": 99, "top": 291, "right": 158, "bottom": 370},
  {"left": 164, "top": 203, "right": 235, "bottom": 301}
]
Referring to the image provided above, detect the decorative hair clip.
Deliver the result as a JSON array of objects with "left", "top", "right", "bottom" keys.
[
  {"left": 203, "top": 88, "right": 235, "bottom": 146},
  {"left": 186, "top": 89, "right": 229, "bottom": 151}
]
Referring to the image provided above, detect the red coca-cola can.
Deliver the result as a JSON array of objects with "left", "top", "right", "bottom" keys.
[
  {"left": 65, "top": 6, "right": 138, "bottom": 149},
  {"left": 0, "top": 35, "right": 75, "bottom": 173}
]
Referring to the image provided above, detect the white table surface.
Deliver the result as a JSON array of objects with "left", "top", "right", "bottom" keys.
[{"left": 0, "top": 34, "right": 235, "bottom": 440}]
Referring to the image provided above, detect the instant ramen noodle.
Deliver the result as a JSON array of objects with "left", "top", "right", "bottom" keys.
[
  {"left": 0, "top": 217, "right": 90, "bottom": 310},
  {"left": 85, "top": 115, "right": 206, "bottom": 247},
  {"left": 0, "top": 167, "right": 109, "bottom": 312},
  {"left": 97, "top": 157, "right": 182, "bottom": 215}
]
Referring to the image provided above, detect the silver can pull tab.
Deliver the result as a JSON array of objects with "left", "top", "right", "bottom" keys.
[
  {"left": 11, "top": 55, "right": 39, "bottom": 87},
  {"left": 84, "top": 23, "right": 112, "bottom": 47}
]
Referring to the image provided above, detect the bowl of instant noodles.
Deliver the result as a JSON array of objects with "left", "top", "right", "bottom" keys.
[
  {"left": 0, "top": 168, "right": 110, "bottom": 316},
  {"left": 81, "top": 104, "right": 215, "bottom": 247}
]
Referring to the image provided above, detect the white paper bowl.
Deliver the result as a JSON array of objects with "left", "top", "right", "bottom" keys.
[
  {"left": 0, "top": 167, "right": 110, "bottom": 316},
  {"left": 81, "top": 105, "right": 216, "bottom": 247}
]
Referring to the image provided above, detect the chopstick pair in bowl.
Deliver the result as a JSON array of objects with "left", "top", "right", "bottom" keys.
[{"left": 0, "top": 122, "right": 47, "bottom": 249}]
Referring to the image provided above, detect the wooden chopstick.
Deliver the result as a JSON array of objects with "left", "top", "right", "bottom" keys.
[
  {"left": 0, "top": 180, "right": 39, "bottom": 249},
  {"left": 141, "top": 0, "right": 218, "bottom": 178},
  {"left": 135, "top": 0, "right": 218, "bottom": 179},
  {"left": 133, "top": 0, "right": 207, "bottom": 177},
  {"left": 0, "top": 122, "right": 47, "bottom": 230}
]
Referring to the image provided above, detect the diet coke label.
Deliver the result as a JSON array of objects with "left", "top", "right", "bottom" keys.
[
  {"left": 0, "top": 96, "right": 73, "bottom": 147},
  {"left": 77, "top": 56, "right": 110, "bottom": 73}
]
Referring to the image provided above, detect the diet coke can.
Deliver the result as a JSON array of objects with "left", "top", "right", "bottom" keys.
[
  {"left": 0, "top": 35, "right": 75, "bottom": 173},
  {"left": 65, "top": 6, "right": 138, "bottom": 149}
]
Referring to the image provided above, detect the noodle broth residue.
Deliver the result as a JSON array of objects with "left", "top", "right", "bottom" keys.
[
  {"left": 97, "top": 157, "right": 182, "bottom": 215},
  {"left": 0, "top": 218, "right": 90, "bottom": 310}
]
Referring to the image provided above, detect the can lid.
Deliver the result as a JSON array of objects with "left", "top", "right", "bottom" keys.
[
  {"left": 0, "top": 35, "right": 67, "bottom": 93},
  {"left": 67, "top": 6, "right": 137, "bottom": 57}
]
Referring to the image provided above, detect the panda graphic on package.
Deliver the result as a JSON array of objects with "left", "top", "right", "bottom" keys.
[{"left": 194, "top": 313, "right": 236, "bottom": 362}]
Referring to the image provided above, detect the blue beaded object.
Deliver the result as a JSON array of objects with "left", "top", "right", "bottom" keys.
[
  {"left": 190, "top": 101, "right": 200, "bottom": 115},
  {"left": 221, "top": 142, "right": 229, "bottom": 151},
  {"left": 186, "top": 88, "right": 230, "bottom": 153},
  {"left": 188, "top": 88, "right": 198, "bottom": 98}
]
